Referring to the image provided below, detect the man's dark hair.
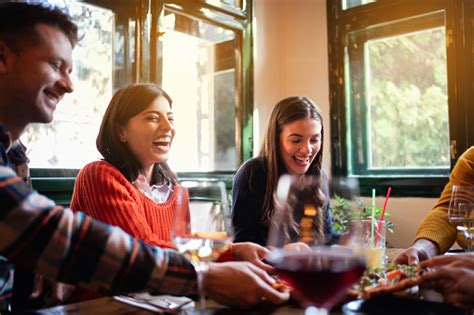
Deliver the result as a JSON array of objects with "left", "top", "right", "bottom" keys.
[{"left": 0, "top": 2, "right": 79, "bottom": 51}]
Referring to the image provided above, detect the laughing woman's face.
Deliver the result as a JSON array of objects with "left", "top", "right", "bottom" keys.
[
  {"left": 118, "top": 95, "right": 175, "bottom": 169},
  {"left": 279, "top": 118, "right": 322, "bottom": 175}
]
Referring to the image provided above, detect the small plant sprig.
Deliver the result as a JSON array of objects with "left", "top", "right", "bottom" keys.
[{"left": 330, "top": 194, "right": 393, "bottom": 234}]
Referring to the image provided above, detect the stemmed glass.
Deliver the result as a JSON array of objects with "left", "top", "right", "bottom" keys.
[
  {"left": 172, "top": 180, "right": 233, "bottom": 311},
  {"left": 448, "top": 185, "right": 474, "bottom": 251},
  {"left": 267, "top": 175, "right": 366, "bottom": 315}
]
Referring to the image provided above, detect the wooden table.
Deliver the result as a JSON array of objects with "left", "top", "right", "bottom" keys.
[
  {"left": 33, "top": 249, "right": 406, "bottom": 314},
  {"left": 33, "top": 297, "right": 346, "bottom": 314}
]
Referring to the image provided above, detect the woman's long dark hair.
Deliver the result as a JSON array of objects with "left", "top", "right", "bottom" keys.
[
  {"left": 259, "top": 96, "right": 325, "bottom": 235},
  {"left": 96, "top": 83, "right": 177, "bottom": 185}
]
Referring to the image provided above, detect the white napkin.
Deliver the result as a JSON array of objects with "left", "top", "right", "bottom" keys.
[
  {"left": 114, "top": 292, "right": 194, "bottom": 313},
  {"left": 420, "top": 289, "right": 444, "bottom": 302}
]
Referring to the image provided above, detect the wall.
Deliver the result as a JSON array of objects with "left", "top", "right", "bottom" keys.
[
  {"left": 253, "top": 0, "right": 331, "bottom": 171},
  {"left": 253, "top": 0, "right": 438, "bottom": 248}
]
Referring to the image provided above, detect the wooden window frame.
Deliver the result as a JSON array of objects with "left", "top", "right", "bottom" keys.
[
  {"left": 31, "top": 0, "right": 254, "bottom": 204},
  {"left": 327, "top": 0, "right": 474, "bottom": 197}
]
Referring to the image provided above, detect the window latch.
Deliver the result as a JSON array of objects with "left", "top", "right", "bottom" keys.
[{"left": 450, "top": 140, "right": 457, "bottom": 160}]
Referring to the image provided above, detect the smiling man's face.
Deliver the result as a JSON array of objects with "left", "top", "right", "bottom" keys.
[{"left": 1, "top": 23, "right": 74, "bottom": 125}]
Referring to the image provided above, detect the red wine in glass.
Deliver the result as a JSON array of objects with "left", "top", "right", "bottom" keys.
[{"left": 273, "top": 248, "right": 365, "bottom": 309}]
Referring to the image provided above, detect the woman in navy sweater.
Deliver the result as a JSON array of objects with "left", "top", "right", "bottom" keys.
[{"left": 232, "top": 96, "right": 337, "bottom": 246}]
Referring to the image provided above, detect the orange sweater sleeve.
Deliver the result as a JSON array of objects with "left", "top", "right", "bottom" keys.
[
  {"left": 415, "top": 146, "right": 474, "bottom": 253},
  {"left": 70, "top": 161, "right": 177, "bottom": 248}
]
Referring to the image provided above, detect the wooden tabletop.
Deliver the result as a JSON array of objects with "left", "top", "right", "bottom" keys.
[
  {"left": 33, "top": 296, "right": 346, "bottom": 314},
  {"left": 33, "top": 249, "right": 405, "bottom": 314}
]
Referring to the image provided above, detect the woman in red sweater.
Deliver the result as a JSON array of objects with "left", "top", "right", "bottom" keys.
[
  {"left": 71, "top": 83, "right": 185, "bottom": 248},
  {"left": 62, "top": 84, "right": 271, "bottom": 302},
  {"left": 54, "top": 84, "right": 188, "bottom": 302},
  {"left": 71, "top": 83, "right": 270, "bottom": 259}
]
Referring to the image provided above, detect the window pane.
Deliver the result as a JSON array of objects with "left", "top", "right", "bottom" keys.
[
  {"left": 346, "top": 15, "right": 450, "bottom": 174},
  {"left": 367, "top": 29, "right": 449, "bottom": 169},
  {"left": 342, "top": 0, "right": 376, "bottom": 10},
  {"left": 160, "top": 13, "right": 237, "bottom": 172},
  {"left": 21, "top": 1, "right": 114, "bottom": 169},
  {"left": 208, "top": 0, "right": 243, "bottom": 9}
]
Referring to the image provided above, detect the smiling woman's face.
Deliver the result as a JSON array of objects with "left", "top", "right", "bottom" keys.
[
  {"left": 279, "top": 118, "right": 322, "bottom": 175},
  {"left": 118, "top": 95, "right": 175, "bottom": 169}
]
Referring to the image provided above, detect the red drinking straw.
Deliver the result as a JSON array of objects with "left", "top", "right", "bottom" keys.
[{"left": 375, "top": 186, "right": 392, "bottom": 247}]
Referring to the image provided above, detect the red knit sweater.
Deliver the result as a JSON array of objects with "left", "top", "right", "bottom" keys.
[{"left": 70, "top": 160, "right": 188, "bottom": 249}]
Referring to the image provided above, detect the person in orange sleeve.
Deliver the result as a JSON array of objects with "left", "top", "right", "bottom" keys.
[
  {"left": 394, "top": 147, "right": 474, "bottom": 265},
  {"left": 61, "top": 83, "right": 271, "bottom": 302}
]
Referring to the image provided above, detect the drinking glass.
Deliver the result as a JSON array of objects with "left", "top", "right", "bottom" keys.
[
  {"left": 352, "top": 219, "right": 386, "bottom": 269},
  {"left": 267, "top": 175, "right": 366, "bottom": 315},
  {"left": 172, "top": 180, "right": 233, "bottom": 311},
  {"left": 448, "top": 185, "right": 474, "bottom": 251}
]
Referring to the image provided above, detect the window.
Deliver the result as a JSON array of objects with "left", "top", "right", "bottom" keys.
[
  {"left": 155, "top": 1, "right": 254, "bottom": 173},
  {"left": 159, "top": 12, "right": 237, "bottom": 171},
  {"left": 22, "top": 1, "right": 114, "bottom": 169},
  {"left": 346, "top": 12, "right": 449, "bottom": 175},
  {"left": 207, "top": 0, "right": 245, "bottom": 10},
  {"left": 328, "top": 0, "right": 474, "bottom": 196},
  {"left": 19, "top": 0, "right": 253, "bottom": 204}
]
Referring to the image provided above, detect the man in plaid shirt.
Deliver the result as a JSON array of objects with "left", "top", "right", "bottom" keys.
[
  {"left": 0, "top": 139, "right": 29, "bottom": 310},
  {"left": 0, "top": 2, "right": 288, "bottom": 312}
]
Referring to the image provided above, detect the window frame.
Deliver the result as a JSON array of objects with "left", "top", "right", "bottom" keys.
[
  {"left": 157, "top": 0, "right": 254, "bottom": 168},
  {"left": 30, "top": 0, "right": 254, "bottom": 205},
  {"left": 327, "top": 0, "right": 474, "bottom": 197}
]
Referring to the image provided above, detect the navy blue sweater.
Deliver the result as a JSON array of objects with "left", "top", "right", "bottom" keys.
[{"left": 231, "top": 156, "right": 338, "bottom": 246}]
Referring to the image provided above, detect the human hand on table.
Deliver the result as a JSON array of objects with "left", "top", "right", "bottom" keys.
[
  {"left": 31, "top": 274, "right": 75, "bottom": 307},
  {"left": 205, "top": 261, "right": 289, "bottom": 306},
  {"left": 419, "top": 253, "right": 474, "bottom": 310},
  {"left": 393, "top": 239, "right": 439, "bottom": 265},
  {"left": 231, "top": 242, "right": 274, "bottom": 273}
]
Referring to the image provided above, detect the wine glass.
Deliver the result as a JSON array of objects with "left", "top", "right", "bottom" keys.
[
  {"left": 172, "top": 180, "right": 233, "bottom": 311},
  {"left": 267, "top": 175, "right": 366, "bottom": 315},
  {"left": 448, "top": 185, "right": 474, "bottom": 251}
]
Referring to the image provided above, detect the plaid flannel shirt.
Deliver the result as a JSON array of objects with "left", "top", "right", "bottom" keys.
[
  {"left": 0, "top": 126, "right": 29, "bottom": 311},
  {"left": 0, "top": 124, "right": 197, "bottom": 308}
]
